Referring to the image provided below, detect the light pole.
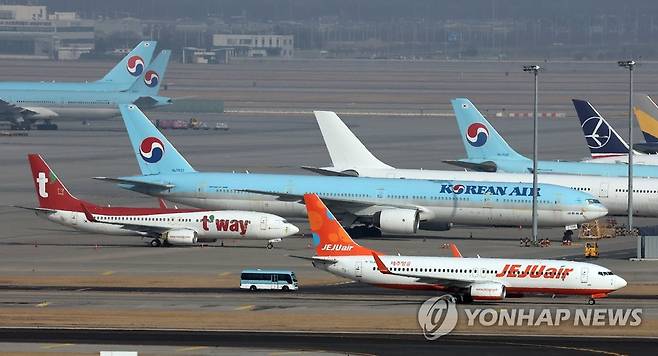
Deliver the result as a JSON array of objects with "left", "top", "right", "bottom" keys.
[
  {"left": 523, "top": 64, "right": 541, "bottom": 245},
  {"left": 618, "top": 60, "right": 635, "bottom": 233}
]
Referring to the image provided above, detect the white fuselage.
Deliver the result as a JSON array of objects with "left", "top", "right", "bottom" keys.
[
  {"left": 324, "top": 166, "right": 658, "bottom": 217},
  {"left": 37, "top": 210, "right": 298, "bottom": 242},
  {"left": 316, "top": 255, "right": 626, "bottom": 297},
  {"left": 585, "top": 154, "right": 658, "bottom": 166}
]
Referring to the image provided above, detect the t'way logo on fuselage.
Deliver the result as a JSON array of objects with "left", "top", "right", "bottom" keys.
[
  {"left": 201, "top": 215, "right": 250, "bottom": 235},
  {"left": 440, "top": 184, "right": 541, "bottom": 197},
  {"left": 495, "top": 264, "right": 574, "bottom": 281}
]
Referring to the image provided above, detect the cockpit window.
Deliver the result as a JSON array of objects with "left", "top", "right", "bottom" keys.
[
  {"left": 598, "top": 271, "right": 614, "bottom": 276},
  {"left": 587, "top": 199, "right": 601, "bottom": 204}
]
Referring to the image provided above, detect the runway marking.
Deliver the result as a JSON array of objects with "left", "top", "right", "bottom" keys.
[
  {"left": 235, "top": 304, "right": 255, "bottom": 311},
  {"left": 41, "top": 343, "right": 74, "bottom": 349},
  {"left": 218, "top": 272, "right": 231, "bottom": 277},
  {"left": 35, "top": 301, "right": 49, "bottom": 308},
  {"left": 176, "top": 346, "right": 208, "bottom": 352},
  {"left": 478, "top": 340, "right": 627, "bottom": 356},
  {"left": 101, "top": 270, "right": 115, "bottom": 276}
]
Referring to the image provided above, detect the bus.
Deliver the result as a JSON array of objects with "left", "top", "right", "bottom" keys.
[{"left": 240, "top": 269, "right": 298, "bottom": 291}]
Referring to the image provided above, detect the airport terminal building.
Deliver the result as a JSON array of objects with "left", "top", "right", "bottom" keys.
[{"left": 0, "top": 5, "right": 94, "bottom": 60}]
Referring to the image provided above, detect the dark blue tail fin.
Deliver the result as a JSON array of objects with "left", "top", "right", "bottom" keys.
[{"left": 572, "top": 99, "right": 629, "bottom": 158}]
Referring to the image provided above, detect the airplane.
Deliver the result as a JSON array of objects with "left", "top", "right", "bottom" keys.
[
  {"left": 445, "top": 98, "right": 658, "bottom": 177},
  {"left": 16, "top": 154, "right": 299, "bottom": 248},
  {"left": 303, "top": 110, "right": 658, "bottom": 217},
  {"left": 1, "top": 46, "right": 171, "bottom": 131},
  {"left": 573, "top": 98, "right": 658, "bottom": 164},
  {"left": 632, "top": 94, "right": 658, "bottom": 154},
  {"left": 0, "top": 41, "right": 156, "bottom": 92},
  {"left": 300, "top": 193, "right": 627, "bottom": 304},
  {"left": 94, "top": 104, "right": 608, "bottom": 236}
]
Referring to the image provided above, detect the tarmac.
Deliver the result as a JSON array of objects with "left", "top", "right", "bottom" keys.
[{"left": 0, "top": 58, "right": 657, "bottom": 354}]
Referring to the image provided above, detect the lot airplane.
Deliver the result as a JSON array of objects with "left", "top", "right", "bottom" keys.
[
  {"left": 1, "top": 45, "right": 170, "bottom": 130},
  {"left": 573, "top": 98, "right": 658, "bottom": 164},
  {"left": 17, "top": 154, "right": 298, "bottom": 248},
  {"left": 301, "top": 193, "right": 626, "bottom": 304},
  {"left": 306, "top": 110, "right": 658, "bottom": 217},
  {"left": 96, "top": 105, "right": 607, "bottom": 236},
  {"left": 446, "top": 98, "right": 658, "bottom": 177}
]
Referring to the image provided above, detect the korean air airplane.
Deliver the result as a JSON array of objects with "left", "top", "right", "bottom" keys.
[
  {"left": 573, "top": 98, "right": 658, "bottom": 164},
  {"left": 2, "top": 44, "right": 170, "bottom": 130},
  {"left": 300, "top": 194, "right": 626, "bottom": 304},
  {"left": 95, "top": 105, "right": 607, "bottom": 236},
  {"left": 16, "top": 154, "right": 298, "bottom": 248},
  {"left": 304, "top": 110, "right": 658, "bottom": 217},
  {"left": 447, "top": 98, "right": 658, "bottom": 177}
]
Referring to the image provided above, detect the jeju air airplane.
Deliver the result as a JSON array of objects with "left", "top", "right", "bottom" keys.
[
  {"left": 16, "top": 154, "right": 299, "bottom": 248},
  {"left": 301, "top": 194, "right": 626, "bottom": 304}
]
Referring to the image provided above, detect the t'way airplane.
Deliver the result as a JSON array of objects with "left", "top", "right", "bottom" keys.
[
  {"left": 1, "top": 42, "right": 171, "bottom": 130},
  {"left": 301, "top": 194, "right": 627, "bottom": 304},
  {"left": 95, "top": 105, "right": 608, "bottom": 237},
  {"left": 16, "top": 154, "right": 299, "bottom": 247},
  {"left": 306, "top": 110, "right": 658, "bottom": 217}
]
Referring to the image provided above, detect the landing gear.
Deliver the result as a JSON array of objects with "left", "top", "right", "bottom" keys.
[
  {"left": 455, "top": 294, "right": 473, "bottom": 304},
  {"left": 10, "top": 122, "right": 31, "bottom": 131},
  {"left": 35, "top": 120, "right": 58, "bottom": 130},
  {"left": 266, "top": 238, "right": 282, "bottom": 249},
  {"left": 150, "top": 239, "right": 162, "bottom": 247},
  {"left": 588, "top": 298, "right": 596, "bottom": 305},
  {"left": 346, "top": 225, "right": 382, "bottom": 238}
]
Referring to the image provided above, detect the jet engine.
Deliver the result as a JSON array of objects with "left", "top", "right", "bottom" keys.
[
  {"left": 162, "top": 229, "right": 198, "bottom": 245},
  {"left": 373, "top": 209, "right": 419, "bottom": 234},
  {"left": 470, "top": 282, "right": 507, "bottom": 301},
  {"left": 419, "top": 221, "right": 452, "bottom": 231}
]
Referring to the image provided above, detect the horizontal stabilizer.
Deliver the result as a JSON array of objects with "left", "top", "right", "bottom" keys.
[
  {"left": 93, "top": 177, "right": 174, "bottom": 190},
  {"left": 300, "top": 166, "right": 359, "bottom": 177},
  {"left": 12, "top": 205, "right": 57, "bottom": 214},
  {"left": 442, "top": 160, "right": 498, "bottom": 172}
]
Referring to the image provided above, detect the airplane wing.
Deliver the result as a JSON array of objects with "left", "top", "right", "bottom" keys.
[
  {"left": 12, "top": 205, "right": 57, "bottom": 214},
  {"left": 300, "top": 166, "right": 359, "bottom": 177},
  {"left": 289, "top": 255, "right": 338, "bottom": 265},
  {"left": 93, "top": 177, "right": 175, "bottom": 190},
  {"left": 0, "top": 99, "right": 37, "bottom": 117},
  {"left": 372, "top": 252, "right": 473, "bottom": 288},
  {"left": 442, "top": 160, "right": 498, "bottom": 172},
  {"left": 238, "top": 188, "right": 427, "bottom": 216}
]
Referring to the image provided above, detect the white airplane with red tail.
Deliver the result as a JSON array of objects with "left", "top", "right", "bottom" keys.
[
  {"left": 301, "top": 194, "right": 626, "bottom": 304},
  {"left": 16, "top": 154, "right": 299, "bottom": 247}
]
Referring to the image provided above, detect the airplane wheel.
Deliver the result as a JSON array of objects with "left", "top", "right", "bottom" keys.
[
  {"left": 266, "top": 243, "right": 274, "bottom": 249},
  {"left": 150, "top": 239, "right": 162, "bottom": 247},
  {"left": 588, "top": 298, "right": 596, "bottom": 305},
  {"left": 250, "top": 285, "right": 257, "bottom": 291}
]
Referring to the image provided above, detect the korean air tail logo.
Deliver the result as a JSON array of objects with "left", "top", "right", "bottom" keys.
[
  {"left": 143, "top": 70, "right": 159, "bottom": 87},
  {"left": 581, "top": 116, "right": 611, "bottom": 149},
  {"left": 466, "top": 123, "right": 489, "bottom": 147},
  {"left": 127, "top": 55, "right": 145, "bottom": 77},
  {"left": 139, "top": 137, "right": 164, "bottom": 163}
]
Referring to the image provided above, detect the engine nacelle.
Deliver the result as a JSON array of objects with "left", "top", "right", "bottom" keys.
[
  {"left": 470, "top": 282, "right": 506, "bottom": 301},
  {"left": 373, "top": 209, "right": 419, "bottom": 234},
  {"left": 419, "top": 221, "right": 452, "bottom": 231},
  {"left": 162, "top": 229, "right": 198, "bottom": 245}
]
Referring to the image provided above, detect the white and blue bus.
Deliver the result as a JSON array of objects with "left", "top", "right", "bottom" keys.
[{"left": 240, "top": 269, "right": 299, "bottom": 291}]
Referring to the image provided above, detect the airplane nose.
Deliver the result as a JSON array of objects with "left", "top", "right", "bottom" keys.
[
  {"left": 583, "top": 204, "right": 608, "bottom": 221},
  {"left": 285, "top": 223, "right": 300, "bottom": 236},
  {"left": 616, "top": 276, "right": 627, "bottom": 290}
]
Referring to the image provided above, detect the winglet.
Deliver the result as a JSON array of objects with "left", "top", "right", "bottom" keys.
[
  {"left": 450, "top": 243, "right": 463, "bottom": 258},
  {"left": 80, "top": 203, "right": 96, "bottom": 222},
  {"left": 158, "top": 198, "right": 168, "bottom": 209},
  {"left": 372, "top": 252, "right": 392, "bottom": 274}
]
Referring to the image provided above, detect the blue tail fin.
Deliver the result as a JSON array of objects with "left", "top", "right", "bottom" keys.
[
  {"left": 126, "top": 50, "right": 170, "bottom": 96},
  {"left": 572, "top": 99, "right": 629, "bottom": 157},
  {"left": 451, "top": 98, "right": 528, "bottom": 161},
  {"left": 633, "top": 94, "right": 658, "bottom": 143},
  {"left": 98, "top": 41, "right": 156, "bottom": 86},
  {"left": 119, "top": 104, "right": 195, "bottom": 175}
]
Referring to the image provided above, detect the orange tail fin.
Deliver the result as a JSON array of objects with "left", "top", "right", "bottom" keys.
[{"left": 303, "top": 194, "right": 376, "bottom": 257}]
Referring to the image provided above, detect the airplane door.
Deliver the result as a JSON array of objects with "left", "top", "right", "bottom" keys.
[
  {"left": 580, "top": 267, "right": 589, "bottom": 284},
  {"left": 260, "top": 216, "right": 267, "bottom": 230},
  {"left": 71, "top": 213, "right": 77, "bottom": 226},
  {"left": 599, "top": 182, "right": 609, "bottom": 198},
  {"left": 376, "top": 188, "right": 385, "bottom": 199},
  {"left": 354, "top": 262, "right": 363, "bottom": 278}
]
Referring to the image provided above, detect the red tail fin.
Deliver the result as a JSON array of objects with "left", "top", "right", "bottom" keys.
[
  {"left": 28, "top": 154, "right": 87, "bottom": 211},
  {"left": 303, "top": 194, "right": 377, "bottom": 257}
]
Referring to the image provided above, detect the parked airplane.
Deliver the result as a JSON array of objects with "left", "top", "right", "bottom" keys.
[
  {"left": 632, "top": 94, "right": 658, "bottom": 154},
  {"left": 573, "top": 98, "right": 658, "bottom": 164},
  {"left": 2, "top": 46, "right": 170, "bottom": 130},
  {"left": 445, "top": 98, "right": 658, "bottom": 177},
  {"left": 305, "top": 110, "right": 658, "bottom": 217},
  {"left": 16, "top": 154, "right": 298, "bottom": 248},
  {"left": 95, "top": 105, "right": 607, "bottom": 236},
  {"left": 300, "top": 193, "right": 626, "bottom": 304}
]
